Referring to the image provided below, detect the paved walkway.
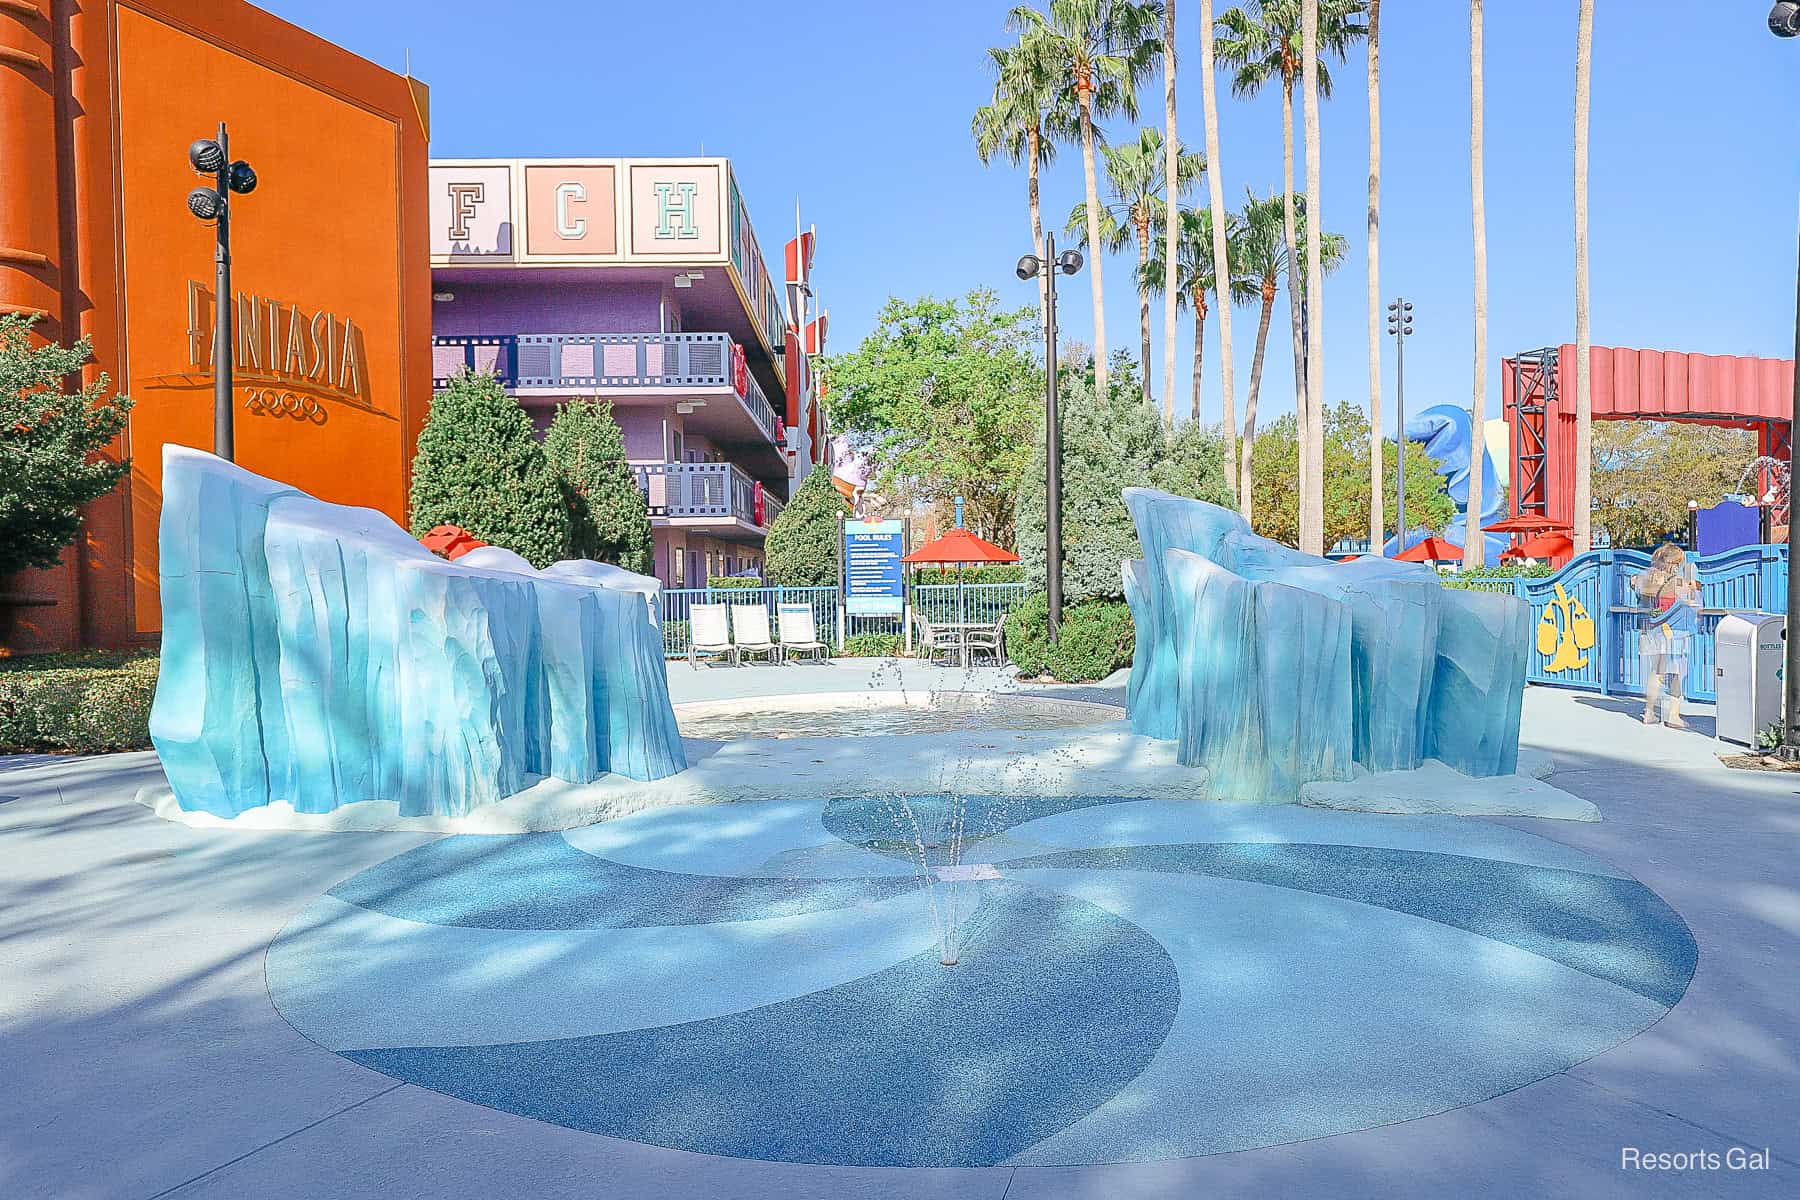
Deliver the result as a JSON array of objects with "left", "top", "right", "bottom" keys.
[{"left": 2, "top": 670, "right": 1795, "bottom": 1199}]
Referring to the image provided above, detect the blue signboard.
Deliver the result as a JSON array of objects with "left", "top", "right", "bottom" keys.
[{"left": 843, "top": 518, "right": 907, "bottom": 616}]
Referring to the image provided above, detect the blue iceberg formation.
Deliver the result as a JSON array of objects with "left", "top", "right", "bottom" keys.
[
  {"left": 150, "top": 446, "right": 686, "bottom": 819},
  {"left": 1123, "top": 488, "right": 1526, "bottom": 802}
]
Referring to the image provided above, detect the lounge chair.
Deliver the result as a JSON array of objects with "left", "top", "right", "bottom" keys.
[
  {"left": 730, "top": 603, "right": 780, "bottom": 665},
  {"left": 777, "top": 603, "right": 829, "bottom": 664},
  {"left": 688, "top": 603, "right": 736, "bottom": 667}
]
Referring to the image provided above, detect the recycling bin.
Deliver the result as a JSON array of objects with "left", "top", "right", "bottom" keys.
[{"left": 1714, "top": 613, "right": 1785, "bottom": 746}]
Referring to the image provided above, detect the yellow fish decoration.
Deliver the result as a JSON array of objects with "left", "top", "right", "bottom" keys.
[{"left": 1536, "top": 582, "right": 1596, "bottom": 672}]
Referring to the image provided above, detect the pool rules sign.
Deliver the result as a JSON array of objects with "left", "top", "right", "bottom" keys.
[{"left": 842, "top": 517, "right": 907, "bottom": 617}]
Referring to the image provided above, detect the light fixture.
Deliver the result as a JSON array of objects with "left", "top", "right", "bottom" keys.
[
  {"left": 672, "top": 275, "right": 692, "bottom": 289},
  {"left": 188, "top": 138, "right": 225, "bottom": 174},
  {"left": 1056, "top": 248, "right": 1083, "bottom": 275},
  {"left": 227, "top": 160, "right": 257, "bottom": 195},
  {"left": 186, "top": 187, "right": 225, "bottom": 222},
  {"left": 675, "top": 400, "right": 705, "bottom": 414},
  {"left": 1772, "top": 1, "right": 1799, "bottom": 37},
  {"left": 1015, "top": 254, "right": 1042, "bottom": 281},
  {"left": 432, "top": 291, "right": 455, "bottom": 303}
]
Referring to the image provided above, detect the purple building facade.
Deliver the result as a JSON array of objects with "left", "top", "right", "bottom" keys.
[{"left": 428, "top": 158, "right": 826, "bottom": 586}]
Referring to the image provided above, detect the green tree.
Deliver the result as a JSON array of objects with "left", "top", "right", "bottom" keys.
[
  {"left": 973, "top": 38, "right": 1077, "bottom": 319},
  {"left": 408, "top": 372, "right": 570, "bottom": 567},
  {"left": 764, "top": 465, "right": 848, "bottom": 587},
  {"left": 1591, "top": 423, "right": 1756, "bottom": 548},
  {"left": 1010, "top": 0, "right": 1164, "bottom": 398},
  {"left": 544, "top": 396, "right": 653, "bottom": 573},
  {"left": 821, "top": 289, "right": 1042, "bottom": 543},
  {"left": 1066, "top": 126, "right": 1205, "bottom": 413},
  {"left": 1249, "top": 400, "right": 1453, "bottom": 548},
  {"left": 1140, "top": 203, "right": 1255, "bottom": 423},
  {"left": 1232, "top": 190, "right": 1346, "bottom": 521},
  {"left": 0, "top": 315, "right": 132, "bottom": 579},
  {"left": 1216, "top": 0, "right": 1368, "bottom": 550},
  {"left": 1016, "top": 372, "right": 1234, "bottom": 604}
]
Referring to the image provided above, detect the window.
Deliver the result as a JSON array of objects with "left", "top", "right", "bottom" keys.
[{"left": 672, "top": 545, "right": 685, "bottom": 586}]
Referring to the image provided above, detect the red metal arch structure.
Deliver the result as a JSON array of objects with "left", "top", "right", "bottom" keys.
[{"left": 1503, "top": 344, "right": 1797, "bottom": 549}]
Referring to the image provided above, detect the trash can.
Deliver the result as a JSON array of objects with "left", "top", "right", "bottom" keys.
[{"left": 1714, "top": 613, "right": 1785, "bottom": 746}]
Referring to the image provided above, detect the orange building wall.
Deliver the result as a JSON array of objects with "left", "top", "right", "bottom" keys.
[{"left": 0, "top": 0, "right": 431, "bottom": 652}]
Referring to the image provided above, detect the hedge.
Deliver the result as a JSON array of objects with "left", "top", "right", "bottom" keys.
[
  {"left": 842, "top": 633, "right": 903, "bottom": 657},
  {"left": 1004, "top": 593, "right": 1134, "bottom": 683},
  {"left": 0, "top": 651, "right": 159, "bottom": 753},
  {"left": 705, "top": 577, "right": 766, "bottom": 590}
]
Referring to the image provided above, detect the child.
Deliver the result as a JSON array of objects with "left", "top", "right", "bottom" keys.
[{"left": 1633, "top": 543, "right": 1701, "bottom": 729}]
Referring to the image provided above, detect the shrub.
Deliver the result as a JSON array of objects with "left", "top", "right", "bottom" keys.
[
  {"left": 0, "top": 651, "right": 158, "bottom": 753},
  {"left": 1005, "top": 593, "right": 1134, "bottom": 683},
  {"left": 544, "top": 397, "right": 654, "bottom": 573},
  {"left": 1, "top": 314, "right": 133, "bottom": 578},
  {"left": 765, "top": 467, "right": 847, "bottom": 587},
  {"left": 1016, "top": 373, "right": 1232, "bottom": 604},
  {"left": 705, "top": 577, "right": 765, "bottom": 590},
  {"left": 408, "top": 372, "right": 571, "bottom": 567},
  {"left": 843, "top": 632, "right": 902, "bottom": 657}
]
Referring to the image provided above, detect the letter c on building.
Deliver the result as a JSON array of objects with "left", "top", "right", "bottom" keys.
[{"left": 556, "top": 182, "right": 587, "bottom": 239}]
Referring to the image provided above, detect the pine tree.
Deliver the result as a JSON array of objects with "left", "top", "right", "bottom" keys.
[
  {"left": 0, "top": 315, "right": 132, "bottom": 579},
  {"left": 764, "top": 466, "right": 847, "bottom": 588},
  {"left": 544, "top": 397, "right": 653, "bottom": 574},
  {"left": 408, "top": 372, "right": 570, "bottom": 568}
]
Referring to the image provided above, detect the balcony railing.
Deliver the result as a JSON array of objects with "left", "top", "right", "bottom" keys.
[
  {"left": 432, "top": 331, "right": 782, "bottom": 444},
  {"left": 633, "top": 462, "right": 785, "bottom": 528}
]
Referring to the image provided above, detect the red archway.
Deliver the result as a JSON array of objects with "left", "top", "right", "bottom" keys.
[{"left": 1502, "top": 345, "right": 1796, "bottom": 559}]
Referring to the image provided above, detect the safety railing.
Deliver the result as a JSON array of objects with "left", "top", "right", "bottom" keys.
[{"left": 657, "top": 582, "right": 1031, "bottom": 659}]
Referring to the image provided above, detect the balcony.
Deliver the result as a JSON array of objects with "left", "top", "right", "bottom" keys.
[
  {"left": 432, "top": 331, "right": 783, "bottom": 446},
  {"left": 633, "top": 462, "right": 785, "bottom": 534}
]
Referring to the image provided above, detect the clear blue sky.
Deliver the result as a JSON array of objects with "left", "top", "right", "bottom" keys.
[{"left": 265, "top": 0, "right": 1797, "bottom": 436}]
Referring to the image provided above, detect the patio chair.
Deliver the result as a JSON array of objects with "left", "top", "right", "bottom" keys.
[
  {"left": 729, "top": 604, "right": 781, "bottom": 665},
  {"left": 914, "top": 613, "right": 960, "bottom": 666},
  {"left": 963, "top": 619, "right": 1005, "bottom": 666},
  {"left": 688, "top": 604, "right": 737, "bottom": 668},
  {"left": 777, "top": 603, "right": 830, "bottom": 664}
]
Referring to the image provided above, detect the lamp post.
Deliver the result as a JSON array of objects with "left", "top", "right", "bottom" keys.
[
  {"left": 1768, "top": 7, "right": 1800, "bottom": 756},
  {"left": 1687, "top": 499, "right": 1700, "bottom": 551},
  {"left": 1386, "top": 297, "right": 1414, "bottom": 551},
  {"left": 1017, "top": 234, "right": 1084, "bottom": 645},
  {"left": 185, "top": 123, "right": 257, "bottom": 462}
]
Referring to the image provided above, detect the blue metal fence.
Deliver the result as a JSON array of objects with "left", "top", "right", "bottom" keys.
[
  {"left": 1483, "top": 544, "right": 1786, "bottom": 703},
  {"left": 658, "top": 582, "right": 1031, "bottom": 658}
]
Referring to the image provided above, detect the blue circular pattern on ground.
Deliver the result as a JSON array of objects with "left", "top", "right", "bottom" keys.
[{"left": 267, "top": 796, "right": 1696, "bottom": 1167}]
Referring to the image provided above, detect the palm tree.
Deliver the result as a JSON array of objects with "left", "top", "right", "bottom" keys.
[
  {"left": 1299, "top": 0, "right": 1326, "bottom": 555},
  {"left": 1572, "top": 0, "right": 1594, "bottom": 553},
  {"left": 1067, "top": 127, "right": 1205, "bottom": 410},
  {"left": 1011, "top": 0, "right": 1164, "bottom": 399},
  {"left": 1140, "top": 205, "right": 1254, "bottom": 422},
  {"left": 1364, "top": 0, "right": 1383, "bottom": 551},
  {"left": 1464, "top": 0, "right": 1488, "bottom": 569},
  {"left": 1198, "top": 0, "right": 1240, "bottom": 507},
  {"left": 1216, "top": 0, "right": 1367, "bottom": 544},
  {"left": 1234, "top": 190, "right": 1344, "bottom": 519},
  {"left": 1160, "top": 0, "right": 1181, "bottom": 425},
  {"left": 974, "top": 40, "right": 1075, "bottom": 323}
]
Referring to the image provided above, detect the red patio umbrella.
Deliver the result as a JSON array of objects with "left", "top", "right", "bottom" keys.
[
  {"left": 1500, "top": 532, "right": 1573, "bottom": 562},
  {"left": 419, "top": 524, "right": 488, "bottom": 560},
  {"left": 1395, "top": 535, "right": 1464, "bottom": 564},
  {"left": 1481, "top": 513, "right": 1566, "bottom": 535},
  {"left": 902, "top": 529, "right": 1020, "bottom": 659},
  {"left": 901, "top": 528, "right": 1020, "bottom": 568}
]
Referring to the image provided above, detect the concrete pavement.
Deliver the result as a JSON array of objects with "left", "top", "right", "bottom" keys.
[{"left": 2, "top": 672, "right": 1795, "bottom": 1199}]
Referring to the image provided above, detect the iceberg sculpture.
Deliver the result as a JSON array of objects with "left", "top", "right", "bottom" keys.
[
  {"left": 1123, "top": 488, "right": 1526, "bottom": 802},
  {"left": 150, "top": 446, "right": 686, "bottom": 820}
]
